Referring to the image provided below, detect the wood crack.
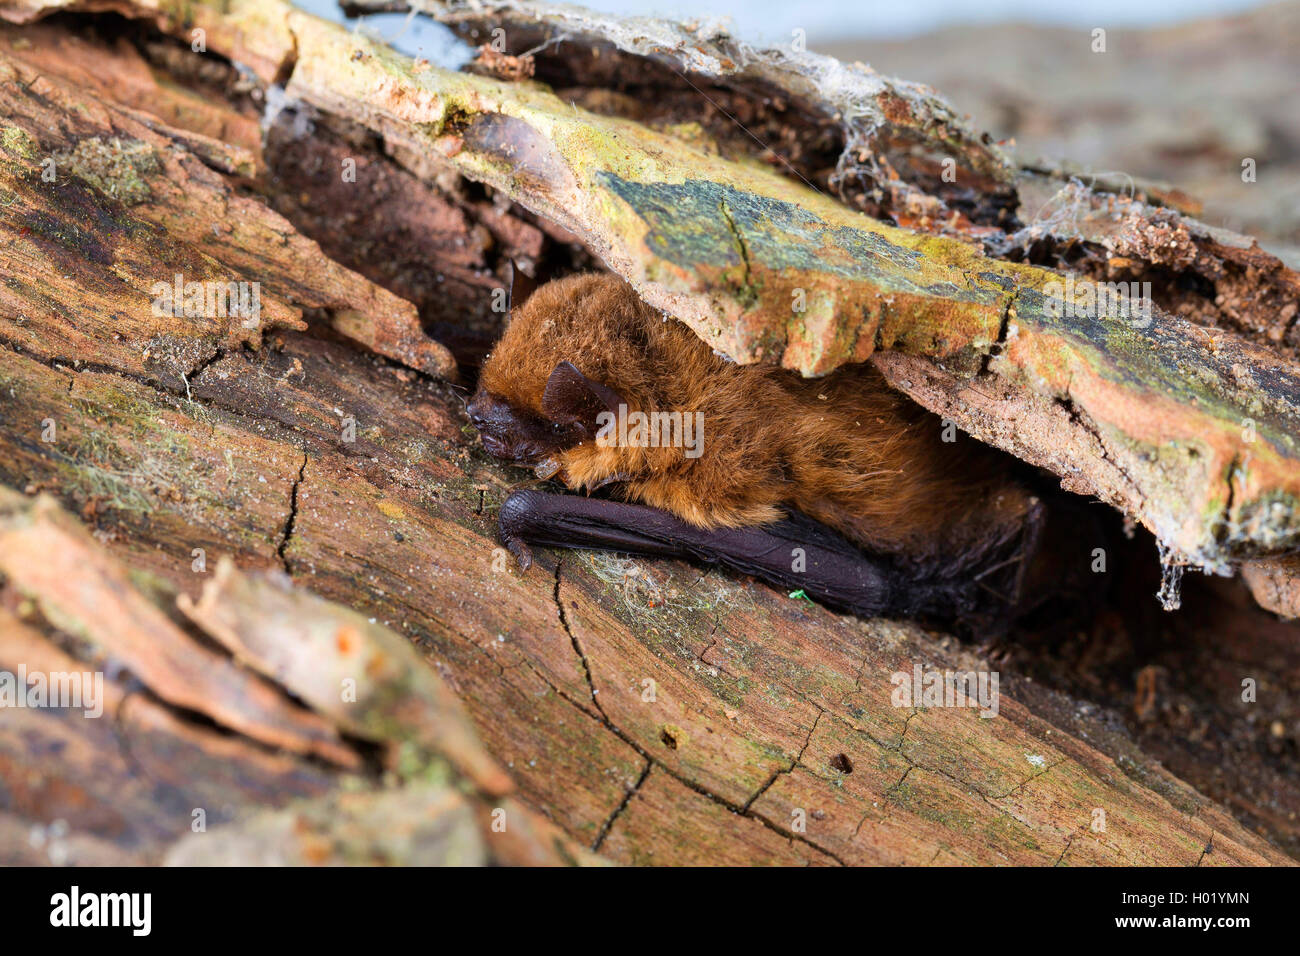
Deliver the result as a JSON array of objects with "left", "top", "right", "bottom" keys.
[
  {"left": 591, "top": 760, "right": 652, "bottom": 852},
  {"left": 276, "top": 451, "right": 308, "bottom": 573},
  {"left": 539, "top": 571, "right": 850, "bottom": 863},
  {"left": 742, "top": 708, "right": 823, "bottom": 812}
]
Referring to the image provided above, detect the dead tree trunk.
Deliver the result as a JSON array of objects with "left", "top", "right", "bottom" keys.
[{"left": 0, "top": 1, "right": 1296, "bottom": 864}]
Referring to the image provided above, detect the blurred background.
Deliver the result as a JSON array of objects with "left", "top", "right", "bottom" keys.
[
  {"left": 561, "top": 0, "right": 1269, "bottom": 40},
  {"left": 301, "top": 0, "right": 1300, "bottom": 260}
]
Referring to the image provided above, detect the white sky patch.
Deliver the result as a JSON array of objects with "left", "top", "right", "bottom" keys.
[
  {"left": 290, "top": 0, "right": 1269, "bottom": 53},
  {"left": 292, "top": 0, "right": 474, "bottom": 67}
]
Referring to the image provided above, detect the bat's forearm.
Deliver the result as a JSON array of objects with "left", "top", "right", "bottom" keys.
[{"left": 498, "top": 489, "right": 979, "bottom": 620}]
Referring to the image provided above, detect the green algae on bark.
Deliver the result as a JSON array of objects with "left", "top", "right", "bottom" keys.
[{"left": 52, "top": 136, "right": 160, "bottom": 206}]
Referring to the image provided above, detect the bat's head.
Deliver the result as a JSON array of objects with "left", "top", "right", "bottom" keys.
[
  {"left": 469, "top": 272, "right": 650, "bottom": 466},
  {"left": 465, "top": 388, "right": 577, "bottom": 465}
]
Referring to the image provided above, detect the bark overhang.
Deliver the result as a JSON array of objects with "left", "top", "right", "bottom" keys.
[
  {"left": 3, "top": 0, "right": 1298, "bottom": 575},
  {"left": 358, "top": 0, "right": 1016, "bottom": 184}
]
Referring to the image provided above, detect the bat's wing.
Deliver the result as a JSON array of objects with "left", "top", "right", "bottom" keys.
[{"left": 498, "top": 489, "right": 1007, "bottom": 622}]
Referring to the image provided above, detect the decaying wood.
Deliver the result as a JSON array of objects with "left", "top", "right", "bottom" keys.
[
  {"left": 0, "top": 16, "right": 454, "bottom": 383},
  {"left": 329, "top": 3, "right": 1300, "bottom": 577},
  {"left": 0, "top": 2, "right": 1296, "bottom": 865},
  {"left": 16, "top": 0, "right": 1293, "bottom": 577},
  {"left": 0, "top": 375, "right": 1289, "bottom": 864},
  {"left": 0, "top": 490, "right": 598, "bottom": 865},
  {"left": 0, "top": 495, "right": 357, "bottom": 767},
  {"left": 1241, "top": 555, "right": 1300, "bottom": 619},
  {"left": 826, "top": 2, "right": 1300, "bottom": 256}
]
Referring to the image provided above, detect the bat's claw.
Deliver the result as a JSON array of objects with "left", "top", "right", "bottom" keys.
[
  {"left": 499, "top": 490, "right": 544, "bottom": 571},
  {"left": 584, "top": 471, "right": 633, "bottom": 495},
  {"left": 504, "top": 534, "right": 534, "bottom": 571}
]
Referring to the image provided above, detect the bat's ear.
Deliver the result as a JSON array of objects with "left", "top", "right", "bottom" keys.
[
  {"left": 542, "top": 361, "right": 625, "bottom": 432},
  {"left": 508, "top": 260, "right": 538, "bottom": 317}
]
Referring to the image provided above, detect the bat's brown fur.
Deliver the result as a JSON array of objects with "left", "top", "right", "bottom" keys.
[{"left": 472, "top": 272, "right": 1038, "bottom": 569}]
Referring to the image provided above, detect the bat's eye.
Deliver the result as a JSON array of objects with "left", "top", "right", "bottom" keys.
[{"left": 551, "top": 421, "right": 565, "bottom": 432}]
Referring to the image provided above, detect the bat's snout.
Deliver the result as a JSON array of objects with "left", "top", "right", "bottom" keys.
[
  {"left": 467, "top": 390, "right": 565, "bottom": 465},
  {"left": 465, "top": 391, "right": 514, "bottom": 439},
  {"left": 465, "top": 392, "right": 493, "bottom": 428}
]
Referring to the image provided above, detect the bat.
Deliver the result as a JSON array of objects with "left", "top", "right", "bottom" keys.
[{"left": 468, "top": 270, "right": 1049, "bottom": 625}]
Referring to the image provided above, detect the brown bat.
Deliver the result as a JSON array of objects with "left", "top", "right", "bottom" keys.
[{"left": 468, "top": 271, "right": 1050, "bottom": 624}]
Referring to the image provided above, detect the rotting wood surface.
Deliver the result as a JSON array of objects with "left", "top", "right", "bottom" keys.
[{"left": 11, "top": 0, "right": 1295, "bottom": 576}]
